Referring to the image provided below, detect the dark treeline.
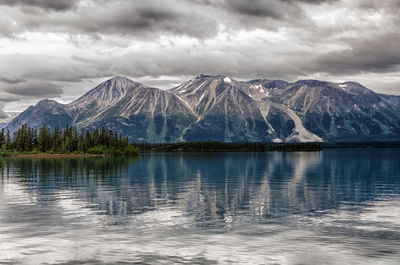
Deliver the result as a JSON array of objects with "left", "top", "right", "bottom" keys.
[
  {"left": 0, "top": 124, "right": 139, "bottom": 155},
  {"left": 136, "top": 141, "right": 322, "bottom": 152},
  {"left": 322, "top": 141, "right": 400, "bottom": 149}
]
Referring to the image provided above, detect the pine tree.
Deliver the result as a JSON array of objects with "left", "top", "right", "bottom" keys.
[
  {"left": 38, "top": 125, "right": 52, "bottom": 152},
  {"left": 0, "top": 128, "right": 4, "bottom": 147},
  {"left": 85, "top": 130, "right": 92, "bottom": 149},
  {"left": 6, "top": 129, "right": 11, "bottom": 150},
  {"left": 93, "top": 128, "right": 100, "bottom": 146},
  {"left": 52, "top": 126, "right": 62, "bottom": 152}
]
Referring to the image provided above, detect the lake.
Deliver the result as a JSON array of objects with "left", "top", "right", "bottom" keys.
[{"left": 1, "top": 149, "right": 400, "bottom": 264}]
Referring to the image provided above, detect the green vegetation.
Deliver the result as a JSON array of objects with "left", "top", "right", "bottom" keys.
[
  {"left": 136, "top": 141, "right": 322, "bottom": 152},
  {"left": 0, "top": 124, "right": 325, "bottom": 156},
  {"left": 0, "top": 124, "right": 139, "bottom": 156}
]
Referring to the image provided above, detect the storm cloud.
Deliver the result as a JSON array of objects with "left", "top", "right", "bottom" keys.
[
  {"left": 3, "top": 81, "right": 63, "bottom": 98},
  {"left": 0, "top": 77, "right": 26, "bottom": 84},
  {"left": 313, "top": 33, "right": 400, "bottom": 75},
  {"left": 0, "top": 0, "right": 332, "bottom": 39},
  {"left": 0, "top": 0, "right": 79, "bottom": 11},
  {"left": 0, "top": 0, "right": 399, "bottom": 115}
]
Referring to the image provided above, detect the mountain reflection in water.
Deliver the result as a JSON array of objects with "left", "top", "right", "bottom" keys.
[{"left": 0, "top": 150, "right": 399, "bottom": 264}]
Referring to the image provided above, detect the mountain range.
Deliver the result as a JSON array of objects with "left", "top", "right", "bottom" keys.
[{"left": 5, "top": 75, "right": 400, "bottom": 143}]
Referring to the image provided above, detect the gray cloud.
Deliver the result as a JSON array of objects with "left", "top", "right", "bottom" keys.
[
  {"left": 0, "top": 77, "right": 26, "bottom": 84},
  {"left": 0, "top": 0, "right": 339, "bottom": 39},
  {"left": 312, "top": 33, "right": 400, "bottom": 75},
  {"left": 4, "top": 81, "right": 63, "bottom": 98},
  {"left": 0, "top": 0, "right": 396, "bottom": 41},
  {"left": 0, "top": 54, "right": 94, "bottom": 83},
  {"left": 351, "top": 0, "right": 400, "bottom": 11},
  {"left": 228, "top": 0, "right": 290, "bottom": 19},
  {"left": 0, "top": 0, "right": 400, "bottom": 111},
  {"left": 225, "top": 0, "right": 339, "bottom": 20},
  {"left": 0, "top": 0, "right": 79, "bottom": 11},
  {"left": 1, "top": 0, "right": 218, "bottom": 39},
  {"left": 194, "top": 0, "right": 339, "bottom": 20},
  {"left": 77, "top": 39, "right": 311, "bottom": 81},
  {"left": 288, "top": 0, "right": 340, "bottom": 3},
  {"left": 84, "top": 2, "right": 217, "bottom": 38}
]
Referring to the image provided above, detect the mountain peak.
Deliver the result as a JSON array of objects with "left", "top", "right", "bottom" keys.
[
  {"left": 37, "top": 98, "right": 55, "bottom": 104},
  {"left": 102, "top": 76, "right": 138, "bottom": 87},
  {"left": 295, "top": 80, "right": 329, "bottom": 86},
  {"left": 36, "top": 99, "right": 64, "bottom": 108},
  {"left": 194, "top": 74, "right": 230, "bottom": 80},
  {"left": 71, "top": 76, "right": 145, "bottom": 107},
  {"left": 194, "top": 74, "right": 222, "bottom": 78},
  {"left": 193, "top": 74, "right": 236, "bottom": 86},
  {"left": 195, "top": 74, "right": 210, "bottom": 79}
]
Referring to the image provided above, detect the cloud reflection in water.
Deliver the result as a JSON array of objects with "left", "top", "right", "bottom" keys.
[{"left": 0, "top": 150, "right": 399, "bottom": 264}]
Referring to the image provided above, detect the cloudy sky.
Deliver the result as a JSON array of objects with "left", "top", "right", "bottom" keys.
[{"left": 0, "top": 0, "right": 399, "bottom": 120}]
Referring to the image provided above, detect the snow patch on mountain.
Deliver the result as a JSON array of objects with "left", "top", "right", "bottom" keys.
[{"left": 223, "top": 77, "right": 232, "bottom": 83}]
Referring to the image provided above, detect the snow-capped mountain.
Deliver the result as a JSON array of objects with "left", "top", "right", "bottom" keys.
[
  {"left": 260, "top": 80, "right": 400, "bottom": 141},
  {"left": 5, "top": 75, "right": 400, "bottom": 143},
  {"left": 171, "top": 75, "right": 274, "bottom": 142},
  {"left": 7, "top": 77, "right": 196, "bottom": 142}
]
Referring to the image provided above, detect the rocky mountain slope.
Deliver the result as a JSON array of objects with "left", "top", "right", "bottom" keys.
[
  {"left": 170, "top": 75, "right": 275, "bottom": 142},
  {"left": 249, "top": 79, "right": 400, "bottom": 141},
  {"left": 5, "top": 75, "right": 400, "bottom": 142}
]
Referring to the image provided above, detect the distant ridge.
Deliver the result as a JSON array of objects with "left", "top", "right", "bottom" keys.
[{"left": 5, "top": 75, "right": 400, "bottom": 143}]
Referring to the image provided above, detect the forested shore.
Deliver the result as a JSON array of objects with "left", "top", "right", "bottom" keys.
[
  {"left": 0, "top": 124, "right": 139, "bottom": 156},
  {"left": 4, "top": 124, "right": 396, "bottom": 156},
  {"left": 0, "top": 124, "right": 323, "bottom": 155}
]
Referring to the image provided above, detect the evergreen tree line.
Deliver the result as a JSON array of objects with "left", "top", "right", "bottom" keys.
[{"left": 0, "top": 124, "right": 139, "bottom": 155}]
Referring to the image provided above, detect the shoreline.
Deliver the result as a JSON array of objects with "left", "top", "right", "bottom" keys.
[
  {"left": 2, "top": 141, "right": 399, "bottom": 158},
  {"left": 1, "top": 148, "right": 399, "bottom": 158},
  {"left": 11, "top": 153, "right": 110, "bottom": 158}
]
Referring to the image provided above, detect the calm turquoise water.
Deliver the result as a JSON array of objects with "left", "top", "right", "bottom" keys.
[{"left": 0, "top": 150, "right": 400, "bottom": 264}]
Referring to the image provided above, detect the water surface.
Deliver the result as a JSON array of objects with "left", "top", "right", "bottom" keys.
[{"left": 0, "top": 150, "right": 400, "bottom": 264}]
